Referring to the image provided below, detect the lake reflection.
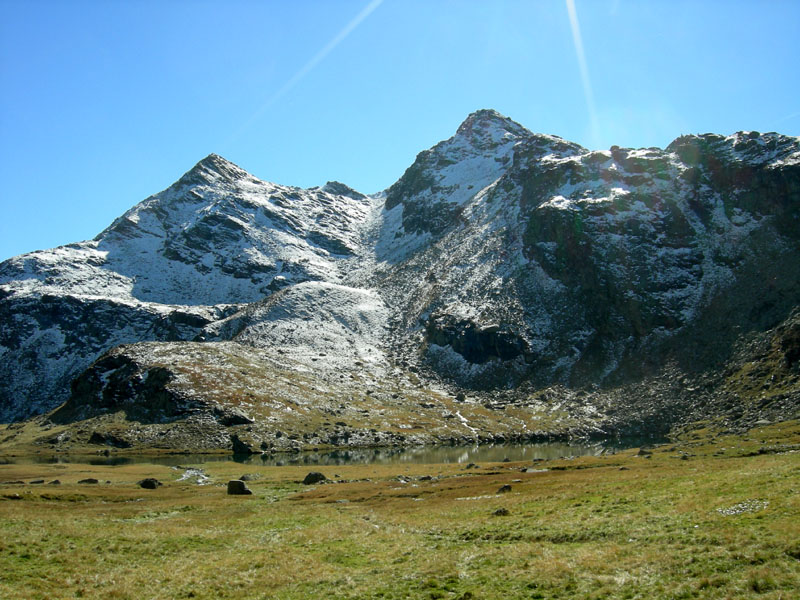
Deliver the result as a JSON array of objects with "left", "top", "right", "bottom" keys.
[
  {"left": 244, "top": 437, "right": 662, "bottom": 467},
  {"left": 6, "top": 436, "right": 664, "bottom": 467}
]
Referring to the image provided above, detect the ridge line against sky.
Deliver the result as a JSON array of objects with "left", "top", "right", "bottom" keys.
[{"left": 1, "top": 0, "right": 799, "bottom": 262}]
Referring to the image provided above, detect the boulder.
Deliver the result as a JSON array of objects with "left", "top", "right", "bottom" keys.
[
  {"left": 214, "top": 406, "right": 254, "bottom": 426},
  {"left": 227, "top": 480, "right": 252, "bottom": 495},
  {"left": 137, "top": 478, "right": 162, "bottom": 489},
  {"left": 302, "top": 472, "right": 327, "bottom": 485}
]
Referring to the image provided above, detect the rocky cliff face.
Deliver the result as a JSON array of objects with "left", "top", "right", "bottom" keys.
[
  {"left": 364, "top": 113, "right": 800, "bottom": 398},
  {"left": 1, "top": 110, "right": 799, "bottom": 449}
]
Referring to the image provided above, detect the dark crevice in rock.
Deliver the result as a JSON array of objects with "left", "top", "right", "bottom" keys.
[{"left": 425, "top": 315, "right": 530, "bottom": 364}]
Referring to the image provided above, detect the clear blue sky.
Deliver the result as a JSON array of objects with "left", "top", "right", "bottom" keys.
[{"left": 1, "top": 0, "right": 798, "bottom": 262}]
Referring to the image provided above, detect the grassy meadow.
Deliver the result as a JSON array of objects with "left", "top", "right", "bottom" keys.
[{"left": 1, "top": 421, "right": 798, "bottom": 599}]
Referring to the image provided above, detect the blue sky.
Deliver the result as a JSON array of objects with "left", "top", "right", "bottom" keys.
[{"left": 1, "top": 0, "right": 798, "bottom": 262}]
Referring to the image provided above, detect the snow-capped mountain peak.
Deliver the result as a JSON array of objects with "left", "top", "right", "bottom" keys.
[
  {"left": 177, "top": 153, "right": 253, "bottom": 186},
  {"left": 454, "top": 108, "right": 532, "bottom": 147},
  {"left": 1, "top": 110, "right": 799, "bottom": 440}
]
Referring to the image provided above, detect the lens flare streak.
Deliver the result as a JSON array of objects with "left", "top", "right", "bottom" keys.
[{"left": 566, "top": 0, "right": 599, "bottom": 147}]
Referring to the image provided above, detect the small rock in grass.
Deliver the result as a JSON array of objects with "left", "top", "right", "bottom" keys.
[
  {"left": 239, "top": 474, "right": 260, "bottom": 482},
  {"left": 137, "top": 478, "right": 162, "bottom": 489},
  {"left": 227, "top": 480, "right": 253, "bottom": 495},
  {"left": 497, "top": 484, "right": 512, "bottom": 493},
  {"left": 78, "top": 478, "right": 99, "bottom": 484},
  {"left": 48, "top": 480, "right": 61, "bottom": 485},
  {"left": 29, "top": 480, "right": 45, "bottom": 484},
  {"left": 303, "top": 472, "right": 327, "bottom": 485},
  {"left": 493, "top": 507, "right": 510, "bottom": 516}
]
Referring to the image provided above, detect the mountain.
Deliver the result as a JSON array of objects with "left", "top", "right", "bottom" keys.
[{"left": 1, "top": 110, "right": 799, "bottom": 452}]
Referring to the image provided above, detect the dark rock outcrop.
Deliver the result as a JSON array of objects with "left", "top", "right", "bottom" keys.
[
  {"left": 227, "top": 480, "right": 252, "bottom": 495},
  {"left": 425, "top": 315, "right": 530, "bottom": 364}
]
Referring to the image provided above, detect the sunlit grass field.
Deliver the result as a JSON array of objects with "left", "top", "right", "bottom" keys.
[{"left": 1, "top": 421, "right": 798, "bottom": 599}]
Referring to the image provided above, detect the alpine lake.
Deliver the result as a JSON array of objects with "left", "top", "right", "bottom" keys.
[{"left": 2, "top": 435, "right": 663, "bottom": 467}]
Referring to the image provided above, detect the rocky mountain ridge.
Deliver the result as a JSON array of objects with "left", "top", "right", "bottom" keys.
[{"left": 1, "top": 109, "right": 799, "bottom": 452}]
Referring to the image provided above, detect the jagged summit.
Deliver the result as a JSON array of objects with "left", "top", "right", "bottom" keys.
[
  {"left": 321, "top": 181, "right": 367, "bottom": 200},
  {"left": 174, "top": 152, "right": 253, "bottom": 187},
  {"left": 455, "top": 108, "right": 531, "bottom": 143},
  {"left": 383, "top": 109, "right": 531, "bottom": 220},
  {"left": 197, "top": 152, "right": 229, "bottom": 167}
]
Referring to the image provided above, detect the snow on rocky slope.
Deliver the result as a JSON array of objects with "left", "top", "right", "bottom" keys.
[
  {"left": 0, "top": 154, "right": 373, "bottom": 420},
  {"left": 1, "top": 110, "right": 799, "bottom": 447},
  {"left": 364, "top": 112, "right": 800, "bottom": 394},
  {"left": 202, "top": 281, "right": 392, "bottom": 376}
]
